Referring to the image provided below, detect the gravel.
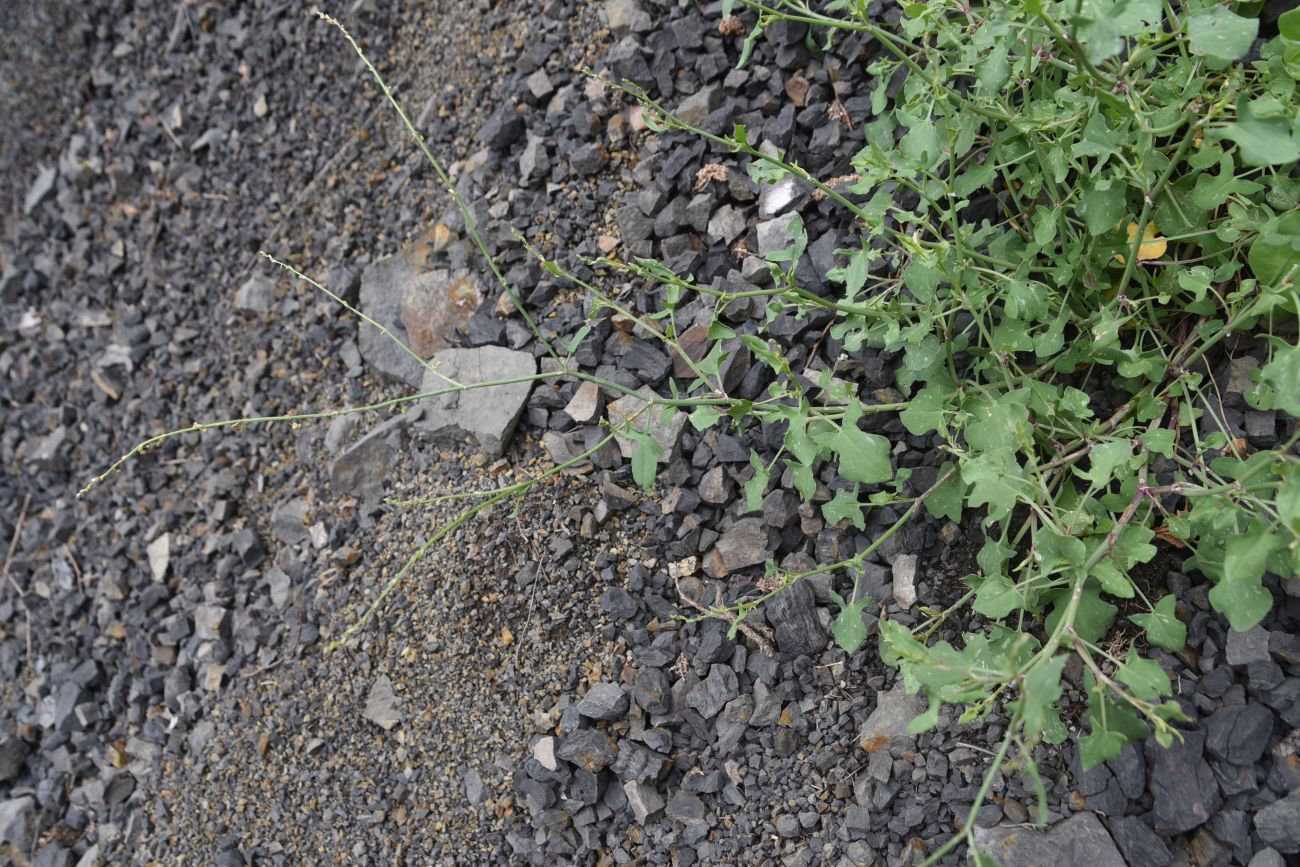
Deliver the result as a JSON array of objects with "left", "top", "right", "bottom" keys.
[{"left": 3, "top": 0, "right": 1297, "bottom": 865}]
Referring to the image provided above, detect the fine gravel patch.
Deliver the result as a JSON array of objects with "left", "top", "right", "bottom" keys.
[{"left": 3, "top": 0, "right": 1299, "bottom": 866}]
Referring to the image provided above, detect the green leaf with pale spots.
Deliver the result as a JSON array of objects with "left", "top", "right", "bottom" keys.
[
  {"left": 972, "top": 573, "right": 1024, "bottom": 619},
  {"left": 924, "top": 462, "right": 966, "bottom": 523},
  {"left": 1117, "top": 648, "right": 1170, "bottom": 702},
  {"left": 1209, "top": 528, "right": 1282, "bottom": 631},
  {"left": 1079, "top": 439, "right": 1133, "bottom": 488},
  {"left": 1130, "top": 594, "right": 1187, "bottom": 652},
  {"left": 1011, "top": 654, "right": 1067, "bottom": 742},
  {"left": 900, "top": 386, "right": 946, "bottom": 436},
  {"left": 1046, "top": 582, "right": 1117, "bottom": 645},
  {"left": 822, "top": 487, "right": 866, "bottom": 530},
  {"left": 827, "top": 588, "right": 874, "bottom": 653},
  {"left": 818, "top": 400, "right": 893, "bottom": 485},
  {"left": 1187, "top": 5, "right": 1258, "bottom": 64},
  {"left": 962, "top": 448, "right": 1028, "bottom": 524}
]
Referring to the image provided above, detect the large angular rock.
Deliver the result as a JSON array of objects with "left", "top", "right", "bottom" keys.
[
  {"left": 766, "top": 579, "right": 826, "bottom": 658},
  {"left": 358, "top": 248, "right": 483, "bottom": 387},
  {"left": 576, "top": 682, "right": 630, "bottom": 721},
  {"left": 675, "top": 85, "right": 720, "bottom": 128},
  {"left": 1147, "top": 729, "right": 1221, "bottom": 834},
  {"left": 1255, "top": 788, "right": 1300, "bottom": 853},
  {"left": 704, "top": 518, "right": 770, "bottom": 578},
  {"left": 329, "top": 416, "right": 408, "bottom": 500},
  {"left": 410, "top": 346, "right": 536, "bottom": 458},
  {"left": 623, "top": 780, "right": 664, "bottom": 823},
  {"left": 1205, "top": 703, "right": 1274, "bottom": 766},
  {"left": 0, "top": 795, "right": 35, "bottom": 852},
  {"left": 859, "top": 682, "right": 925, "bottom": 755},
  {"left": 685, "top": 664, "right": 738, "bottom": 720},
  {"left": 605, "top": 0, "right": 652, "bottom": 35},
  {"left": 972, "top": 813, "right": 1125, "bottom": 867}
]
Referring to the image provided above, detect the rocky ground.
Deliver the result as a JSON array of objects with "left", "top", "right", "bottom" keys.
[{"left": 2, "top": 1, "right": 1299, "bottom": 866}]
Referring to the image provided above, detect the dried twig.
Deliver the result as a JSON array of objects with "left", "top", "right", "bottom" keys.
[
  {"left": 675, "top": 576, "right": 776, "bottom": 657},
  {"left": 1, "top": 493, "right": 30, "bottom": 599}
]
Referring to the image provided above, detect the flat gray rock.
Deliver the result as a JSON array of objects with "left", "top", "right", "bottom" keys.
[
  {"left": 410, "top": 345, "right": 536, "bottom": 458},
  {"left": 685, "top": 664, "right": 738, "bottom": 720},
  {"left": 705, "top": 517, "right": 770, "bottom": 577},
  {"left": 859, "top": 682, "right": 925, "bottom": 755},
  {"left": 623, "top": 780, "right": 663, "bottom": 824},
  {"left": 0, "top": 795, "right": 35, "bottom": 851},
  {"left": 363, "top": 675, "right": 403, "bottom": 731},
  {"left": 1104, "top": 815, "right": 1171, "bottom": 867},
  {"left": 1225, "top": 625, "right": 1271, "bottom": 666},
  {"left": 234, "top": 273, "right": 275, "bottom": 313},
  {"left": 576, "top": 682, "right": 630, "bottom": 721},
  {"left": 1147, "top": 729, "right": 1220, "bottom": 834},
  {"left": 972, "top": 812, "right": 1125, "bottom": 867},
  {"left": 329, "top": 416, "right": 407, "bottom": 501},
  {"left": 607, "top": 387, "right": 686, "bottom": 463},
  {"left": 1255, "top": 788, "right": 1300, "bottom": 853},
  {"left": 358, "top": 251, "right": 483, "bottom": 387},
  {"left": 1205, "top": 703, "right": 1274, "bottom": 765},
  {"left": 605, "top": 0, "right": 651, "bottom": 35}
]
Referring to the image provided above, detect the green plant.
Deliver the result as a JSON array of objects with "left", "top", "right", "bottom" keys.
[
  {"left": 76, "top": 4, "right": 1300, "bottom": 862},
  {"left": 578, "top": 0, "right": 1300, "bottom": 861}
]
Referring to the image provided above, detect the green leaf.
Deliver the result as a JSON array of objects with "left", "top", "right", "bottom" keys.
[
  {"left": 1129, "top": 594, "right": 1187, "bottom": 652},
  {"left": 1249, "top": 211, "right": 1300, "bottom": 289},
  {"left": 1208, "top": 528, "right": 1281, "bottom": 631},
  {"left": 1191, "top": 155, "right": 1262, "bottom": 210},
  {"left": 903, "top": 260, "right": 940, "bottom": 303},
  {"left": 1092, "top": 561, "right": 1135, "bottom": 598},
  {"left": 1139, "top": 427, "right": 1176, "bottom": 457},
  {"left": 1217, "top": 100, "right": 1300, "bottom": 167},
  {"left": 1279, "top": 464, "right": 1300, "bottom": 535},
  {"left": 972, "top": 573, "right": 1024, "bottom": 619},
  {"left": 721, "top": 0, "right": 735, "bottom": 15},
  {"left": 1187, "top": 6, "right": 1259, "bottom": 64},
  {"left": 822, "top": 400, "right": 893, "bottom": 485},
  {"left": 1281, "top": 6, "right": 1300, "bottom": 40},
  {"left": 978, "top": 537, "right": 1015, "bottom": 577},
  {"left": 1004, "top": 278, "right": 1048, "bottom": 321},
  {"left": 1039, "top": 530, "right": 1087, "bottom": 572},
  {"left": 1074, "top": 0, "right": 1161, "bottom": 63},
  {"left": 1116, "top": 648, "right": 1170, "bottom": 702},
  {"left": 744, "top": 451, "right": 770, "bottom": 513},
  {"left": 1079, "top": 439, "right": 1132, "bottom": 488},
  {"left": 1079, "top": 727, "right": 1129, "bottom": 770},
  {"left": 906, "top": 701, "right": 941, "bottom": 735},
  {"left": 630, "top": 432, "right": 661, "bottom": 491},
  {"left": 827, "top": 588, "right": 874, "bottom": 653},
  {"left": 822, "top": 487, "right": 866, "bottom": 530},
  {"left": 1113, "top": 524, "right": 1157, "bottom": 571},
  {"left": 964, "top": 391, "right": 1030, "bottom": 452},
  {"left": 962, "top": 448, "right": 1028, "bottom": 524},
  {"left": 689, "top": 406, "right": 722, "bottom": 431},
  {"left": 1046, "top": 583, "right": 1117, "bottom": 645},
  {"left": 1013, "top": 654, "right": 1067, "bottom": 742},
  {"left": 900, "top": 386, "right": 946, "bottom": 436},
  {"left": 924, "top": 463, "right": 966, "bottom": 523},
  {"left": 1080, "top": 673, "right": 1150, "bottom": 770}
]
